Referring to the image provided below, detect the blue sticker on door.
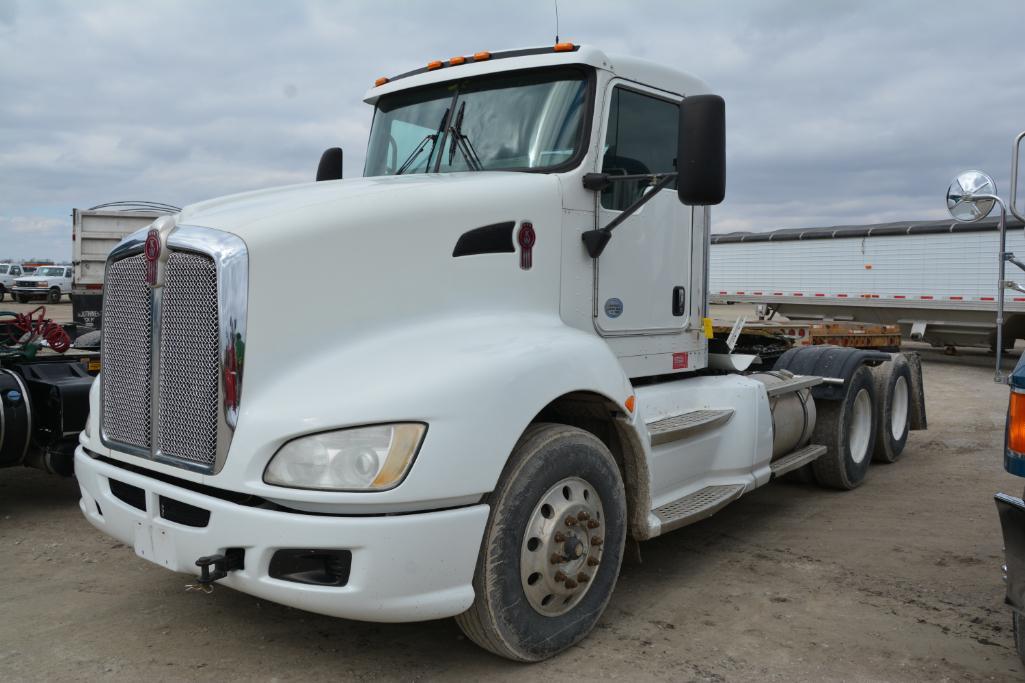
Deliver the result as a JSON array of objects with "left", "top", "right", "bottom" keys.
[{"left": 604, "top": 298, "right": 623, "bottom": 318}]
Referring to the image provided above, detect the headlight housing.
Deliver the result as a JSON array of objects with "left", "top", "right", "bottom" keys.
[{"left": 264, "top": 423, "right": 426, "bottom": 491}]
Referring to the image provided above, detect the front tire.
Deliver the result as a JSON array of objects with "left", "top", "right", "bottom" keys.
[
  {"left": 47, "top": 287, "right": 61, "bottom": 304},
  {"left": 456, "top": 423, "right": 627, "bottom": 661}
]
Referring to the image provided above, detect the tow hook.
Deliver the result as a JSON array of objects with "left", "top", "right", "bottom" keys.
[{"left": 193, "top": 548, "right": 245, "bottom": 590}]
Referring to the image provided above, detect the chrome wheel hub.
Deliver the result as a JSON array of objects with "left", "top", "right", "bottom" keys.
[{"left": 520, "top": 476, "right": 604, "bottom": 616}]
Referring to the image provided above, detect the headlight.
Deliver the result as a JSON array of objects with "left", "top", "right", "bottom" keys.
[
  {"left": 37, "top": 281, "right": 48, "bottom": 287},
  {"left": 264, "top": 423, "right": 426, "bottom": 491}
]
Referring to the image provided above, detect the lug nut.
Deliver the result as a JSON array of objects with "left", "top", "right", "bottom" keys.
[
  {"left": 587, "top": 520, "right": 600, "bottom": 529},
  {"left": 554, "top": 531, "right": 566, "bottom": 543},
  {"left": 577, "top": 572, "right": 590, "bottom": 583},
  {"left": 550, "top": 553, "right": 566, "bottom": 565},
  {"left": 554, "top": 571, "right": 567, "bottom": 582},
  {"left": 564, "top": 579, "right": 578, "bottom": 589},
  {"left": 591, "top": 536, "right": 604, "bottom": 546},
  {"left": 564, "top": 516, "right": 578, "bottom": 527},
  {"left": 577, "top": 511, "right": 590, "bottom": 521},
  {"left": 587, "top": 556, "right": 600, "bottom": 566}
]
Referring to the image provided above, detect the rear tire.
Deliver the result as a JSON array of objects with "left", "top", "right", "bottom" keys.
[
  {"left": 871, "top": 356, "right": 912, "bottom": 463},
  {"left": 812, "top": 365, "right": 877, "bottom": 490},
  {"left": 455, "top": 423, "right": 627, "bottom": 661}
]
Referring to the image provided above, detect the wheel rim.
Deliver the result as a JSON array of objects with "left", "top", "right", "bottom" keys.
[
  {"left": 520, "top": 476, "right": 605, "bottom": 617},
  {"left": 890, "top": 376, "right": 909, "bottom": 440},
  {"left": 849, "top": 388, "right": 872, "bottom": 464}
]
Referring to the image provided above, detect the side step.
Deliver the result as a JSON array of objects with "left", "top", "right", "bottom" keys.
[
  {"left": 653, "top": 484, "right": 745, "bottom": 533},
  {"left": 647, "top": 409, "right": 734, "bottom": 446},
  {"left": 769, "top": 444, "right": 827, "bottom": 478}
]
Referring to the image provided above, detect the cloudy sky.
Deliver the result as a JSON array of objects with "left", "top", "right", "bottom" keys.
[{"left": 2, "top": 0, "right": 1024, "bottom": 260}]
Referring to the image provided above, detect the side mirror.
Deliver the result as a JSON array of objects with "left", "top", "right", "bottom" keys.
[
  {"left": 678, "top": 94, "right": 725, "bottom": 206},
  {"left": 316, "top": 147, "right": 344, "bottom": 181},
  {"left": 946, "top": 169, "right": 996, "bottom": 222}
]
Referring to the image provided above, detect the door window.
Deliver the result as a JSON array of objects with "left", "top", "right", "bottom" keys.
[{"left": 600, "top": 88, "right": 679, "bottom": 211}]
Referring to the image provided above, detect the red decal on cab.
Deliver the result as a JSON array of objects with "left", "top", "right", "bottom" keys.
[{"left": 672, "top": 352, "right": 688, "bottom": 369}]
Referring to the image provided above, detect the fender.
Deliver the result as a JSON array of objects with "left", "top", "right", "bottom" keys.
[{"left": 219, "top": 312, "right": 639, "bottom": 514}]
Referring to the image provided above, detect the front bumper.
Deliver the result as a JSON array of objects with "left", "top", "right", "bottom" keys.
[
  {"left": 75, "top": 447, "right": 489, "bottom": 622},
  {"left": 996, "top": 492, "right": 1025, "bottom": 615},
  {"left": 11, "top": 286, "right": 48, "bottom": 295}
]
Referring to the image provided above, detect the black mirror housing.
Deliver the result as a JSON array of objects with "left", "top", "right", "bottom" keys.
[
  {"left": 316, "top": 147, "right": 344, "bottom": 181},
  {"left": 677, "top": 95, "right": 725, "bottom": 206}
]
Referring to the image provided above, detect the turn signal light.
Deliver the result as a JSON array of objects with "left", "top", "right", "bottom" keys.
[
  {"left": 554, "top": 42, "right": 576, "bottom": 52},
  {"left": 374, "top": 76, "right": 389, "bottom": 87},
  {"left": 450, "top": 56, "right": 467, "bottom": 66},
  {"left": 427, "top": 60, "right": 443, "bottom": 71},
  {"left": 625, "top": 395, "right": 636, "bottom": 414},
  {"left": 1009, "top": 390, "right": 1025, "bottom": 453},
  {"left": 473, "top": 51, "right": 491, "bottom": 61}
]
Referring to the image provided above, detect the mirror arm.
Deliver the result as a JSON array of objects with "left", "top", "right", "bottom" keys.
[{"left": 580, "top": 173, "right": 677, "bottom": 258}]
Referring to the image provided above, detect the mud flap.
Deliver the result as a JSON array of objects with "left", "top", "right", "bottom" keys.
[{"left": 902, "top": 351, "right": 927, "bottom": 431}]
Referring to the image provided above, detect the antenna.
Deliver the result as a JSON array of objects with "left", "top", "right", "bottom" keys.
[{"left": 554, "top": 0, "right": 560, "bottom": 43}]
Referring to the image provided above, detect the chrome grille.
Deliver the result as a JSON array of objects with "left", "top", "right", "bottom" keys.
[
  {"left": 101, "top": 255, "right": 152, "bottom": 449},
  {"left": 156, "top": 252, "right": 220, "bottom": 467}
]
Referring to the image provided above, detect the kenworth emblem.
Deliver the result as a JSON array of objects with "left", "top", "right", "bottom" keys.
[{"left": 144, "top": 229, "right": 161, "bottom": 286}]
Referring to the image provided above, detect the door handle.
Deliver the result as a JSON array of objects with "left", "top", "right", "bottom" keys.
[{"left": 672, "top": 286, "right": 686, "bottom": 316}]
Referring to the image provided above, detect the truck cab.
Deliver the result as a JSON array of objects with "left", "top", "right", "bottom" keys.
[{"left": 75, "top": 44, "right": 920, "bottom": 661}]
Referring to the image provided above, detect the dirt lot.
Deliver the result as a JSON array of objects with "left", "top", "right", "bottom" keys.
[{"left": 1, "top": 303, "right": 1024, "bottom": 680}]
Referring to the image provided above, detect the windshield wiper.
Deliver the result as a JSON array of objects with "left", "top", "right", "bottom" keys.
[
  {"left": 396, "top": 108, "right": 449, "bottom": 175},
  {"left": 448, "top": 101, "right": 484, "bottom": 171}
]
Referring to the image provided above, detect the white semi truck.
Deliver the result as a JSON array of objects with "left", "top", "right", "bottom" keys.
[{"left": 75, "top": 44, "right": 924, "bottom": 661}]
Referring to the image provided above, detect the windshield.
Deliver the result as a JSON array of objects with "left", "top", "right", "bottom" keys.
[
  {"left": 0, "top": 265, "right": 8, "bottom": 274},
  {"left": 35, "top": 267, "right": 66, "bottom": 277},
  {"left": 365, "top": 68, "right": 590, "bottom": 176}
]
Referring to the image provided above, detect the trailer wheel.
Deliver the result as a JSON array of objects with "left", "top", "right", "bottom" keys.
[
  {"left": 871, "top": 356, "right": 912, "bottom": 463},
  {"left": 812, "top": 365, "right": 877, "bottom": 490},
  {"left": 455, "top": 423, "right": 626, "bottom": 661},
  {"left": 47, "top": 287, "right": 61, "bottom": 304}
]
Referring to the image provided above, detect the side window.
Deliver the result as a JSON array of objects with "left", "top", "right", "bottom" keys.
[{"left": 600, "top": 87, "right": 679, "bottom": 211}]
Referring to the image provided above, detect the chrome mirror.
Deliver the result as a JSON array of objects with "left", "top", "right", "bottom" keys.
[{"left": 947, "top": 170, "right": 997, "bottom": 222}]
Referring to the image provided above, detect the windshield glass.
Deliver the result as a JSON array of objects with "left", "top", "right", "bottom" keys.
[
  {"left": 35, "top": 267, "right": 65, "bottom": 277},
  {"left": 0, "top": 265, "right": 8, "bottom": 274},
  {"left": 365, "top": 68, "right": 589, "bottom": 176}
]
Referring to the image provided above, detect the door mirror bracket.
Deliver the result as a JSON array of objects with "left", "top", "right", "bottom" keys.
[{"left": 580, "top": 172, "right": 677, "bottom": 258}]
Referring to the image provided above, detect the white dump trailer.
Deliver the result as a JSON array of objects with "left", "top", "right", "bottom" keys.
[
  {"left": 710, "top": 216, "right": 1025, "bottom": 349},
  {"left": 72, "top": 202, "right": 178, "bottom": 328}
]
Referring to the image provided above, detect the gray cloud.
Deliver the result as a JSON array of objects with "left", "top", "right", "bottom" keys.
[{"left": 1, "top": 0, "right": 1023, "bottom": 259}]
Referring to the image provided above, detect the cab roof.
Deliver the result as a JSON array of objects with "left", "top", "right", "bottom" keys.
[{"left": 363, "top": 44, "right": 710, "bottom": 104}]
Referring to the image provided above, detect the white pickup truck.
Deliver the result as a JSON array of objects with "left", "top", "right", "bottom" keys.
[
  {"left": 12, "top": 264, "right": 72, "bottom": 303},
  {"left": 76, "top": 43, "right": 925, "bottom": 661},
  {"left": 0, "top": 263, "right": 26, "bottom": 301}
]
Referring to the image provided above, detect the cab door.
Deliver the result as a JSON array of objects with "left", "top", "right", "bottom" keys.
[{"left": 593, "top": 82, "right": 692, "bottom": 336}]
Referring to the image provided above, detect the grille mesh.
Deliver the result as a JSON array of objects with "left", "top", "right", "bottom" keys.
[
  {"left": 156, "top": 252, "right": 220, "bottom": 467},
  {"left": 101, "top": 255, "right": 152, "bottom": 449}
]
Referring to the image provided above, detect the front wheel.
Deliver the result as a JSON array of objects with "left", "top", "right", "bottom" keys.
[
  {"left": 455, "top": 423, "right": 627, "bottom": 661},
  {"left": 47, "top": 287, "right": 61, "bottom": 304}
]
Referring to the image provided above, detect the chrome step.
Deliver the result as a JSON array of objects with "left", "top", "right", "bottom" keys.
[
  {"left": 653, "top": 484, "right": 745, "bottom": 533},
  {"left": 769, "top": 444, "right": 827, "bottom": 478},
  {"left": 646, "top": 409, "right": 734, "bottom": 446}
]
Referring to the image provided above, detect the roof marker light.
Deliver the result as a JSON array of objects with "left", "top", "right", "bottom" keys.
[
  {"left": 374, "top": 76, "right": 389, "bottom": 87},
  {"left": 554, "top": 42, "right": 576, "bottom": 52},
  {"left": 449, "top": 56, "right": 467, "bottom": 66},
  {"left": 473, "top": 51, "right": 491, "bottom": 61},
  {"left": 427, "top": 60, "right": 443, "bottom": 71}
]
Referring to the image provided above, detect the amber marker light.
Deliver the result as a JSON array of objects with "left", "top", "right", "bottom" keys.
[
  {"left": 449, "top": 56, "right": 467, "bottom": 66},
  {"left": 1009, "top": 389, "right": 1025, "bottom": 454},
  {"left": 374, "top": 76, "right": 389, "bottom": 87},
  {"left": 625, "top": 395, "right": 636, "bottom": 414},
  {"left": 473, "top": 51, "right": 491, "bottom": 61},
  {"left": 554, "top": 42, "right": 576, "bottom": 52},
  {"left": 427, "top": 60, "right": 444, "bottom": 71}
]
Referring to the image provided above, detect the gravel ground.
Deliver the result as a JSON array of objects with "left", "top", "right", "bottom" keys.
[{"left": 1, "top": 304, "right": 1023, "bottom": 680}]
